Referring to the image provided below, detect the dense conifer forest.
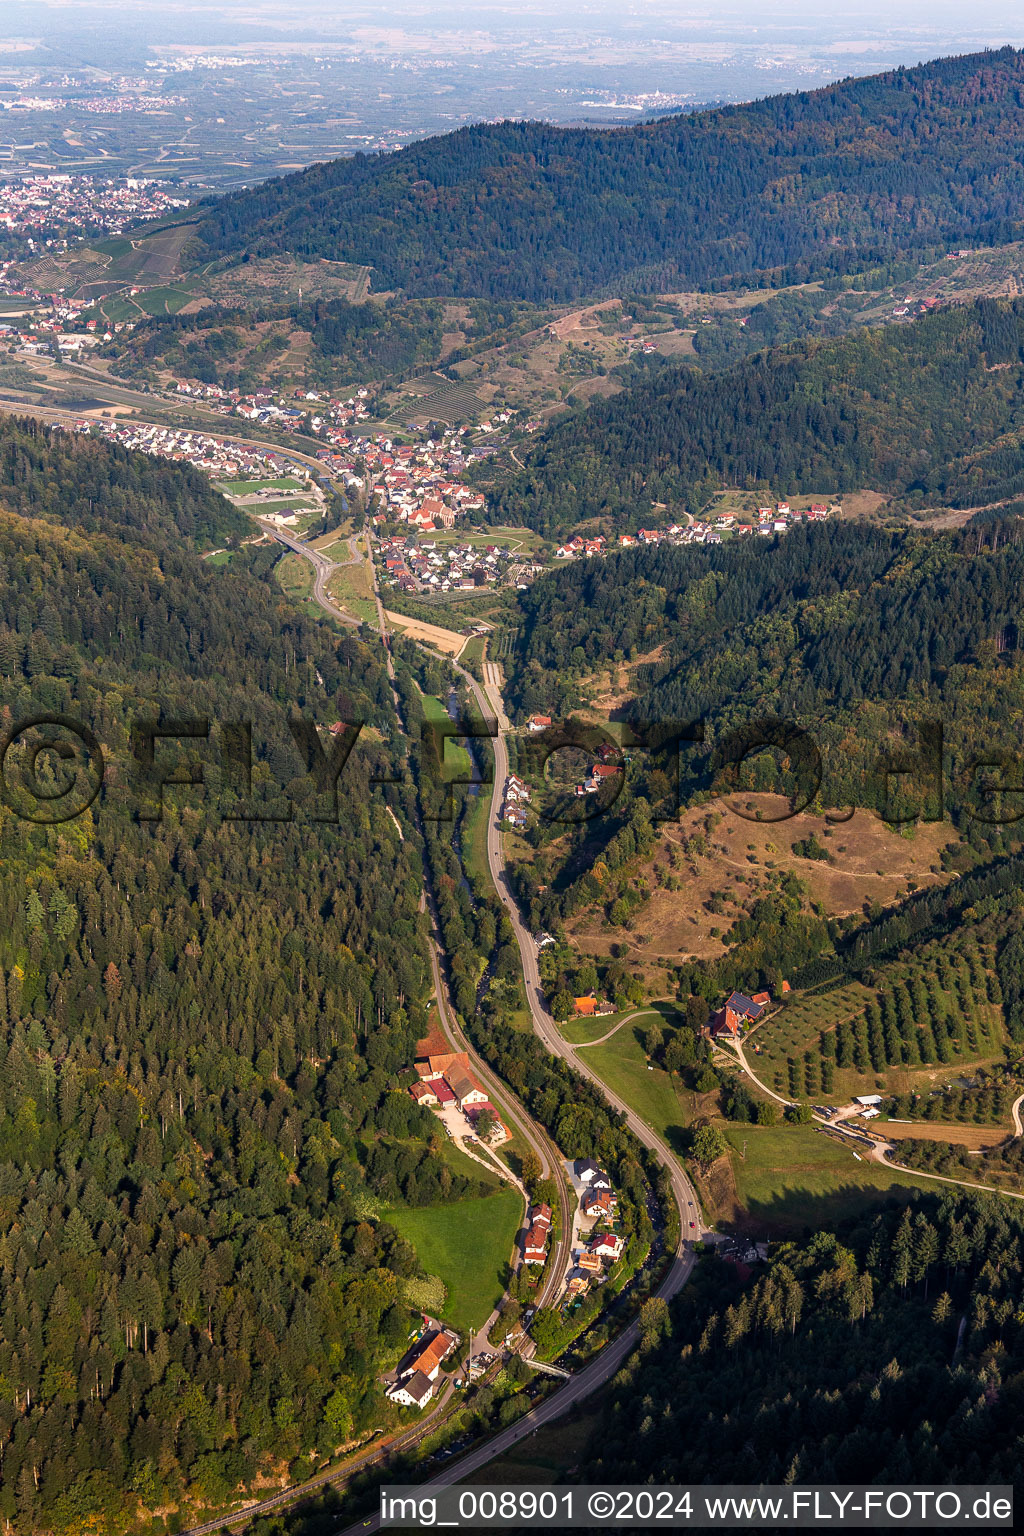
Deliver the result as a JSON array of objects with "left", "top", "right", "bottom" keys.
[
  {"left": 194, "top": 48, "right": 1024, "bottom": 302},
  {"left": 0, "top": 417, "right": 471, "bottom": 1531},
  {"left": 579, "top": 1194, "right": 1024, "bottom": 1489},
  {"left": 492, "top": 298, "right": 1024, "bottom": 534}
]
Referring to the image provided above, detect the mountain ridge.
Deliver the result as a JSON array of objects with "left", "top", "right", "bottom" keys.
[{"left": 193, "top": 47, "right": 1024, "bottom": 302}]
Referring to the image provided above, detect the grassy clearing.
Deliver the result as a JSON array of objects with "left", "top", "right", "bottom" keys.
[
  {"left": 724, "top": 1124, "right": 931, "bottom": 1234},
  {"left": 565, "top": 802, "right": 955, "bottom": 982},
  {"left": 204, "top": 550, "right": 233, "bottom": 567},
  {"left": 459, "top": 634, "right": 487, "bottom": 675},
  {"left": 578, "top": 1021, "right": 690, "bottom": 1148},
  {"left": 385, "top": 1188, "right": 522, "bottom": 1333},
  {"left": 274, "top": 552, "right": 313, "bottom": 602},
  {"left": 327, "top": 554, "right": 376, "bottom": 620},
  {"left": 562, "top": 1000, "right": 680, "bottom": 1046},
  {"left": 421, "top": 693, "right": 474, "bottom": 779},
  {"left": 317, "top": 535, "right": 356, "bottom": 559},
  {"left": 461, "top": 785, "right": 492, "bottom": 887}
]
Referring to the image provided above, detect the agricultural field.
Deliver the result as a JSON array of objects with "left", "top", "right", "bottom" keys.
[
  {"left": 384, "top": 610, "right": 468, "bottom": 656},
  {"left": 396, "top": 374, "right": 487, "bottom": 425},
  {"left": 91, "top": 285, "right": 195, "bottom": 324},
  {"left": 747, "top": 933, "right": 1007, "bottom": 1105},
  {"left": 16, "top": 219, "right": 199, "bottom": 300},
  {"left": 384, "top": 1187, "right": 523, "bottom": 1333},
  {"left": 717, "top": 1124, "right": 930, "bottom": 1236}
]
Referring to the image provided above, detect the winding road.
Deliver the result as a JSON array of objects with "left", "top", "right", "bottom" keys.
[
  {"left": 262, "top": 522, "right": 361, "bottom": 627},
  {"left": 179, "top": 526, "right": 703, "bottom": 1536}
]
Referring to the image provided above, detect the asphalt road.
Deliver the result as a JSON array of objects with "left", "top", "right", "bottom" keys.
[
  {"left": 264, "top": 523, "right": 361, "bottom": 626},
  {"left": 451, "top": 655, "right": 705, "bottom": 1243},
  {"left": 186, "top": 540, "right": 702, "bottom": 1536}
]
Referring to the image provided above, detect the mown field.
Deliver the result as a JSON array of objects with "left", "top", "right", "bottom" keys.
[
  {"left": 385, "top": 1188, "right": 523, "bottom": 1333},
  {"left": 573, "top": 1012, "right": 691, "bottom": 1151},
  {"left": 722, "top": 1124, "right": 932, "bottom": 1235}
]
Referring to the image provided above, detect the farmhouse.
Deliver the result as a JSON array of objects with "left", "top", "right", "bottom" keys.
[
  {"left": 710, "top": 989, "right": 770, "bottom": 1038},
  {"left": 388, "top": 1370, "right": 435, "bottom": 1409},
  {"left": 400, "top": 1328, "right": 455, "bottom": 1382}
]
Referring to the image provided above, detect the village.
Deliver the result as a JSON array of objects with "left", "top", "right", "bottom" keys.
[
  {"left": 0, "top": 173, "right": 189, "bottom": 271},
  {"left": 61, "top": 419, "right": 304, "bottom": 485},
  {"left": 553, "top": 499, "right": 839, "bottom": 560}
]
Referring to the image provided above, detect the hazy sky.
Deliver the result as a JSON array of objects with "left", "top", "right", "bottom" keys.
[{"left": 16, "top": 0, "right": 1024, "bottom": 35}]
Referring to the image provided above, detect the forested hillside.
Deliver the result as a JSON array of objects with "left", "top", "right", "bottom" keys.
[
  {"left": 581, "top": 1193, "right": 1024, "bottom": 1488},
  {"left": 503, "top": 517, "right": 1024, "bottom": 936},
  {"left": 102, "top": 293, "right": 534, "bottom": 392},
  {"left": 0, "top": 418, "right": 464, "bottom": 1532},
  {"left": 492, "top": 298, "right": 1024, "bottom": 534},
  {"left": 194, "top": 48, "right": 1024, "bottom": 302}
]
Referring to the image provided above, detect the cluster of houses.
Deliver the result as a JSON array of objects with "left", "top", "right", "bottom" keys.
[
  {"left": 0, "top": 173, "right": 188, "bottom": 251},
  {"left": 170, "top": 379, "right": 374, "bottom": 439},
  {"left": 551, "top": 503, "right": 838, "bottom": 565},
  {"left": 708, "top": 983, "right": 789, "bottom": 1039},
  {"left": 386, "top": 1325, "right": 457, "bottom": 1410},
  {"left": 376, "top": 534, "right": 522, "bottom": 595},
  {"left": 364, "top": 432, "right": 488, "bottom": 527},
  {"left": 502, "top": 772, "right": 531, "bottom": 830},
  {"left": 564, "top": 1159, "right": 625, "bottom": 1300},
  {"left": 409, "top": 1024, "right": 510, "bottom": 1146},
  {"left": 554, "top": 533, "right": 608, "bottom": 560},
  {"left": 63, "top": 420, "right": 291, "bottom": 482}
]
